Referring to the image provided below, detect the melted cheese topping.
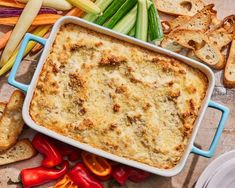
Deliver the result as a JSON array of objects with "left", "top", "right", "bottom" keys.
[{"left": 30, "top": 24, "right": 208, "bottom": 169}]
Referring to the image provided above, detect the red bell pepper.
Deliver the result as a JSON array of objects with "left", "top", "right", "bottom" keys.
[
  {"left": 96, "top": 174, "right": 112, "bottom": 181},
  {"left": 111, "top": 165, "right": 151, "bottom": 185},
  {"left": 111, "top": 165, "right": 130, "bottom": 185},
  {"left": 57, "top": 143, "right": 81, "bottom": 161},
  {"left": 128, "top": 168, "right": 150, "bottom": 183},
  {"left": 68, "top": 162, "right": 104, "bottom": 188},
  {"left": 21, "top": 160, "right": 69, "bottom": 188},
  {"left": 32, "top": 133, "right": 62, "bottom": 167}
]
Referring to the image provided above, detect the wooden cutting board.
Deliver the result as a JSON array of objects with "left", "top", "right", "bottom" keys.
[{"left": 0, "top": 0, "right": 234, "bottom": 187}]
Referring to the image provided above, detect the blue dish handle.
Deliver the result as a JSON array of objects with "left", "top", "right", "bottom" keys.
[
  {"left": 8, "top": 33, "right": 47, "bottom": 93},
  {"left": 191, "top": 100, "right": 229, "bottom": 158}
]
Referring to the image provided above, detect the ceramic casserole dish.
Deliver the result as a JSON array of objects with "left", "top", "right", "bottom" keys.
[{"left": 8, "top": 16, "right": 229, "bottom": 177}]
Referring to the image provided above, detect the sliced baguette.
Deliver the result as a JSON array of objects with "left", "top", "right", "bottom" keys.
[
  {"left": 174, "top": 29, "right": 225, "bottom": 69},
  {"left": 187, "top": 50, "right": 202, "bottom": 61},
  {"left": 160, "top": 35, "right": 183, "bottom": 52},
  {"left": 195, "top": 43, "right": 225, "bottom": 69},
  {"left": 155, "top": 0, "right": 205, "bottom": 16},
  {"left": 0, "top": 91, "right": 25, "bottom": 150},
  {"left": 224, "top": 37, "right": 235, "bottom": 88},
  {"left": 207, "top": 28, "right": 233, "bottom": 50},
  {"left": 161, "top": 5, "right": 215, "bottom": 52},
  {"left": 0, "top": 103, "right": 6, "bottom": 118},
  {"left": 168, "top": 15, "right": 191, "bottom": 30},
  {"left": 0, "top": 139, "right": 36, "bottom": 165},
  {"left": 177, "top": 4, "right": 216, "bottom": 32},
  {"left": 174, "top": 29, "right": 207, "bottom": 49},
  {"left": 222, "top": 15, "right": 235, "bottom": 33}
]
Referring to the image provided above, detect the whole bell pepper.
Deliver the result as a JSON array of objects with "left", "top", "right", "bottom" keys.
[
  {"left": 21, "top": 160, "right": 69, "bottom": 188},
  {"left": 32, "top": 133, "right": 62, "bottom": 167},
  {"left": 68, "top": 162, "right": 103, "bottom": 188}
]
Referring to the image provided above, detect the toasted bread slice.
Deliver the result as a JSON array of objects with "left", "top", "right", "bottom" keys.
[
  {"left": 155, "top": 0, "right": 205, "bottom": 16},
  {"left": 207, "top": 28, "right": 233, "bottom": 49},
  {"left": 174, "top": 29, "right": 207, "bottom": 49},
  {"left": 0, "top": 139, "right": 36, "bottom": 165},
  {"left": 195, "top": 43, "right": 225, "bottom": 69},
  {"left": 222, "top": 15, "right": 235, "bottom": 33},
  {"left": 177, "top": 4, "right": 216, "bottom": 32},
  {"left": 0, "top": 91, "right": 25, "bottom": 150},
  {"left": 224, "top": 37, "right": 235, "bottom": 88},
  {"left": 210, "top": 15, "right": 222, "bottom": 29},
  {"left": 161, "top": 5, "right": 215, "bottom": 52},
  {"left": 0, "top": 103, "right": 6, "bottom": 118},
  {"left": 168, "top": 15, "right": 191, "bottom": 30},
  {"left": 160, "top": 35, "right": 183, "bottom": 52},
  {"left": 187, "top": 50, "right": 202, "bottom": 61},
  {"left": 173, "top": 29, "right": 225, "bottom": 69}
]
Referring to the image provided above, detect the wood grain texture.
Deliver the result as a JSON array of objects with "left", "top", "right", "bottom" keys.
[{"left": 0, "top": 0, "right": 234, "bottom": 187}]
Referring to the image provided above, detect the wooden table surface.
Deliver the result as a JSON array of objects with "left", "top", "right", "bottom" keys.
[{"left": 0, "top": 0, "right": 234, "bottom": 187}]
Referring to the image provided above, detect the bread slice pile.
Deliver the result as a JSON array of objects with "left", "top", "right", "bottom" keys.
[
  {"left": 0, "top": 91, "right": 36, "bottom": 165},
  {"left": 156, "top": 0, "right": 205, "bottom": 16},
  {"left": 157, "top": 0, "right": 235, "bottom": 87},
  {"left": 0, "top": 139, "right": 36, "bottom": 165}
]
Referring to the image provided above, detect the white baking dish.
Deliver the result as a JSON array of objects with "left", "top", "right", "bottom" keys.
[{"left": 8, "top": 16, "right": 229, "bottom": 177}]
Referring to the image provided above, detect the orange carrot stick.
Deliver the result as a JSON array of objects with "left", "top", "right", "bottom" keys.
[
  {"left": 0, "top": 26, "right": 35, "bottom": 50},
  {"left": 0, "top": 14, "right": 62, "bottom": 26},
  {"left": 66, "top": 7, "right": 84, "bottom": 17},
  {"left": 31, "top": 32, "right": 50, "bottom": 53},
  {"left": 31, "top": 8, "right": 84, "bottom": 54},
  {"left": 0, "top": 30, "right": 12, "bottom": 50},
  {"left": 0, "top": 0, "right": 25, "bottom": 8}
]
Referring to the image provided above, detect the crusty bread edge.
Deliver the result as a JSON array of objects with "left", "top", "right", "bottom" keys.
[
  {"left": 0, "top": 139, "right": 37, "bottom": 166},
  {"left": 224, "top": 38, "right": 235, "bottom": 88},
  {"left": 0, "top": 90, "right": 25, "bottom": 150},
  {"left": 155, "top": 0, "right": 206, "bottom": 16}
]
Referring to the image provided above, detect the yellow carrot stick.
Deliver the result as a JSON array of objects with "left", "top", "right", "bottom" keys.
[
  {"left": 66, "top": 0, "right": 100, "bottom": 14},
  {"left": 0, "top": 25, "right": 50, "bottom": 76},
  {"left": 0, "top": 0, "right": 43, "bottom": 67},
  {"left": 18, "top": 0, "right": 72, "bottom": 11}
]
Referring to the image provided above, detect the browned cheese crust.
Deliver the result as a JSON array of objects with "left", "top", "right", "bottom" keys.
[{"left": 29, "top": 24, "right": 208, "bottom": 169}]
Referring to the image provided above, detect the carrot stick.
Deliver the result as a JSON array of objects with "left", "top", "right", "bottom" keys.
[
  {"left": 0, "top": 0, "right": 25, "bottom": 8},
  {"left": 0, "top": 8, "right": 84, "bottom": 75},
  {"left": 0, "top": 30, "right": 12, "bottom": 50},
  {"left": 31, "top": 32, "right": 50, "bottom": 53},
  {"left": 31, "top": 8, "right": 84, "bottom": 54},
  {"left": 0, "top": 14, "right": 62, "bottom": 26},
  {"left": 66, "top": 7, "right": 84, "bottom": 17},
  {"left": 0, "top": 25, "right": 51, "bottom": 76},
  {"left": 0, "top": 26, "right": 36, "bottom": 50}
]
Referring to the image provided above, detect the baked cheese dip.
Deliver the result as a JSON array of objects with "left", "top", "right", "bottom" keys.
[{"left": 30, "top": 24, "right": 208, "bottom": 169}]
